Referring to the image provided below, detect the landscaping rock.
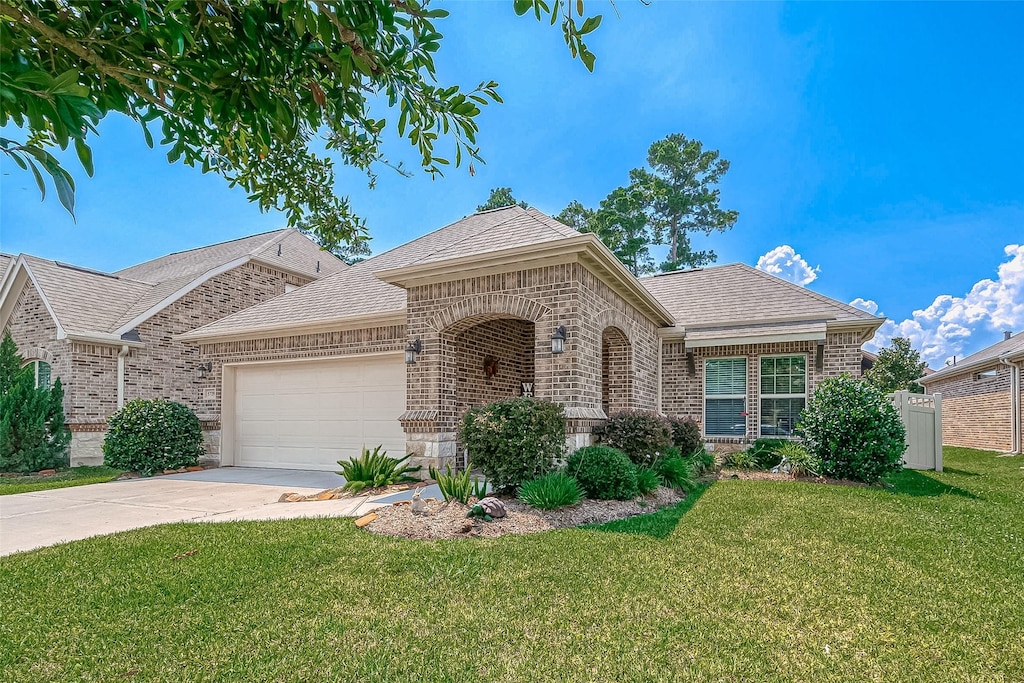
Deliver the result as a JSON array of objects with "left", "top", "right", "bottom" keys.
[
  {"left": 186, "top": 466, "right": 204, "bottom": 472},
  {"left": 37, "top": 469, "right": 57, "bottom": 476}
]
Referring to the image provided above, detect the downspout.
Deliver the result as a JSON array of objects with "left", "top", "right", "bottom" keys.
[
  {"left": 999, "top": 355, "right": 1021, "bottom": 454},
  {"left": 657, "top": 338, "right": 664, "bottom": 414},
  {"left": 117, "top": 345, "right": 129, "bottom": 409}
]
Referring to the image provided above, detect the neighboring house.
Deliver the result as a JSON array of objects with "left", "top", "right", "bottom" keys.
[
  {"left": 180, "top": 206, "right": 885, "bottom": 473},
  {"left": 919, "top": 332, "right": 1023, "bottom": 454},
  {"left": 0, "top": 229, "right": 346, "bottom": 465}
]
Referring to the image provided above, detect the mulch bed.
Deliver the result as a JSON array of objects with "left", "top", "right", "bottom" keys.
[
  {"left": 712, "top": 468, "right": 869, "bottom": 487},
  {"left": 365, "top": 486, "right": 685, "bottom": 540}
]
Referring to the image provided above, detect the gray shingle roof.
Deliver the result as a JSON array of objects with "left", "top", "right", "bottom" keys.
[
  {"left": 6, "top": 229, "right": 343, "bottom": 337},
  {"left": 921, "top": 333, "right": 1024, "bottom": 384},
  {"left": 640, "top": 263, "right": 881, "bottom": 333},
  {"left": 183, "top": 206, "right": 580, "bottom": 339}
]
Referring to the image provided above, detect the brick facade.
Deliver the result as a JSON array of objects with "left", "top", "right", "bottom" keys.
[
  {"left": 3, "top": 262, "right": 311, "bottom": 465},
  {"left": 659, "top": 332, "right": 865, "bottom": 444},
  {"left": 925, "top": 362, "right": 1021, "bottom": 452}
]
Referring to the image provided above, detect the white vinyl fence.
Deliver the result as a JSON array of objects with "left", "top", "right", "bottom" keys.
[{"left": 889, "top": 391, "right": 943, "bottom": 471}]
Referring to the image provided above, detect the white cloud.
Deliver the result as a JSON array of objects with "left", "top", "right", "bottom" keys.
[
  {"left": 849, "top": 298, "right": 880, "bottom": 315},
  {"left": 863, "top": 244, "right": 1024, "bottom": 367},
  {"left": 756, "top": 245, "right": 820, "bottom": 286}
]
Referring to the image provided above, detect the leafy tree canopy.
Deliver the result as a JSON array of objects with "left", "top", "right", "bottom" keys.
[
  {"left": 0, "top": 0, "right": 603, "bottom": 252},
  {"left": 556, "top": 132, "right": 738, "bottom": 274},
  {"left": 865, "top": 337, "right": 928, "bottom": 394},
  {"left": 477, "top": 186, "right": 528, "bottom": 212}
]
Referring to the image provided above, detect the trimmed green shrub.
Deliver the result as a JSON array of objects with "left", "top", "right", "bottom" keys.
[
  {"left": 429, "top": 462, "right": 474, "bottom": 504},
  {"left": 566, "top": 446, "right": 638, "bottom": 500},
  {"left": 517, "top": 471, "right": 584, "bottom": 510},
  {"left": 667, "top": 416, "right": 703, "bottom": 454},
  {"left": 724, "top": 449, "right": 757, "bottom": 469},
  {"left": 747, "top": 438, "right": 788, "bottom": 469},
  {"left": 653, "top": 455, "right": 695, "bottom": 490},
  {"left": 460, "top": 398, "right": 565, "bottom": 492},
  {"left": 601, "top": 410, "right": 672, "bottom": 465},
  {"left": 775, "top": 442, "right": 820, "bottom": 478},
  {"left": 635, "top": 466, "right": 660, "bottom": 495},
  {"left": 103, "top": 399, "right": 204, "bottom": 476},
  {"left": 799, "top": 374, "right": 906, "bottom": 483},
  {"left": 338, "top": 445, "right": 419, "bottom": 493}
]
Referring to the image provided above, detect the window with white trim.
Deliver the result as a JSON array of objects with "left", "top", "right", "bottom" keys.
[
  {"left": 28, "top": 360, "right": 51, "bottom": 388},
  {"left": 759, "top": 355, "right": 806, "bottom": 436},
  {"left": 704, "top": 358, "right": 747, "bottom": 436}
]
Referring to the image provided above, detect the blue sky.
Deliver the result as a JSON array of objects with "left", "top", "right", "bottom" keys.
[{"left": 1, "top": 2, "right": 1021, "bottom": 367}]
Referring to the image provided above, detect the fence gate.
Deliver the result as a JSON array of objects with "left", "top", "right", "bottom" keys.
[{"left": 889, "top": 391, "right": 943, "bottom": 471}]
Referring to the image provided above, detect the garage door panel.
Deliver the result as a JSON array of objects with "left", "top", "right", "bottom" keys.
[{"left": 232, "top": 355, "right": 406, "bottom": 470}]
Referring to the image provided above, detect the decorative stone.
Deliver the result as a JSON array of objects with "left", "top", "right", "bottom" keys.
[
  {"left": 477, "top": 496, "right": 507, "bottom": 519},
  {"left": 186, "top": 466, "right": 204, "bottom": 472},
  {"left": 37, "top": 469, "right": 56, "bottom": 476}
]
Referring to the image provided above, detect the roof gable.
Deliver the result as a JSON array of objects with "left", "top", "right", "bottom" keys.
[{"left": 922, "top": 332, "right": 1024, "bottom": 383}]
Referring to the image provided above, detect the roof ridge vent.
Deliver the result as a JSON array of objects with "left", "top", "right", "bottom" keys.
[{"left": 54, "top": 262, "right": 119, "bottom": 279}]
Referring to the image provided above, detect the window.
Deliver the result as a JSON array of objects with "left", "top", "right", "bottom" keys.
[
  {"left": 28, "top": 360, "right": 51, "bottom": 388},
  {"left": 975, "top": 369, "right": 997, "bottom": 380},
  {"left": 760, "top": 355, "right": 806, "bottom": 436},
  {"left": 705, "top": 358, "right": 747, "bottom": 436}
]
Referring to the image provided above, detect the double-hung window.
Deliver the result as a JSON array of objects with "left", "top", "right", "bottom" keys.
[
  {"left": 704, "top": 358, "right": 747, "bottom": 436},
  {"left": 759, "top": 355, "right": 806, "bottom": 436},
  {"left": 28, "top": 360, "right": 51, "bottom": 388}
]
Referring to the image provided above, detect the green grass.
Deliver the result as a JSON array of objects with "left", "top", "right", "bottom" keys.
[
  {"left": 0, "top": 466, "right": 122, "bottom": 495},
  {"left": 1, "top": 447, "right": 1021, "bottom": 682}
]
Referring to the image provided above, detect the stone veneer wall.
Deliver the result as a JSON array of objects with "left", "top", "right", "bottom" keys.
[
  {"left": 925, "top": 363, "right": 1015, "bottom": 452},
  {"left": 660, "top": 332, "right": 865, "bottom": 443}
]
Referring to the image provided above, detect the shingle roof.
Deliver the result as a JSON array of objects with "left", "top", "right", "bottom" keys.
[
  {"left": 0, "top": 254, "right": 12, "bottom": 278},
  {"left": 640, "top": 263, "right": 880, "bottom": 333},
  {"left": 116, "top": 228, "right": 344, "bottom": 283},
  {"left": 183, "top": 206, "right": 580, "bottom": 339},
  {"left": 3, "top": 229, "right": 343, "bottom": 337},
  {"left": 20, "top": 255, "right": 153, "bottom": 335},
  {"left": 921, "top": 333, "right": 1024, "bottom": 384}
]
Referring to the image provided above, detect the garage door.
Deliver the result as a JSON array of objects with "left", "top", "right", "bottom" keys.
[{"left": 232, "top": 355, "right": 407, "bottom": 470}]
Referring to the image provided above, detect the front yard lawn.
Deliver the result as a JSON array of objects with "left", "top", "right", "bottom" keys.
[
  {"left": 1, "top": 447, "right": 1021, "bottom": 681},
  {"left": 0, "top": 466, "right": 122, "bottom": 495}
]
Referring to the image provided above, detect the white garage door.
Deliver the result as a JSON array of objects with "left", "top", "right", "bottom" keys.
[{"left": 232, "top": 355, "right": 407, "bottom": 470}]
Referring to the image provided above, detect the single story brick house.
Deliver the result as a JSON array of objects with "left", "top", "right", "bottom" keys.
[
  {"left": 0, "top": 229, "right": 346, "bottom": 465},
  {"left": 180, "top": 206, "right": 884, "bottom": 473},
  {"left": 919, "top": 332, "right": 1023, "bottom": 454}
]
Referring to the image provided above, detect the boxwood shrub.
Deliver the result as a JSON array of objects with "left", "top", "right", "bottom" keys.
[
  {"left": 103, "top": 399, "right": 205, "bottom": 476},
  {"left": 600, "top": 410, "right": 673, "bottom": 465},
  {"left": 459, "top": 398, "right": 565, "bottom": 492},
  {"left": 799, "top": 374, "right": 906, "bottom": 483},
  {"left": 566, "top": 445, "right": 638, "bottom": 500}
]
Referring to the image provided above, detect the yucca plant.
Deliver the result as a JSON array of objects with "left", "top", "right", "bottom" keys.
[
  {"left": 337, "top": 445, "right": 419, "bottom": 493},
  {"left": 653, "top": 455, "right": 695, "bottom": 491},
  {"left": 724, "top": 449, "right": 758, "bottom": 470},
  {"left": 517, "top": 471, "right": 584, "bottom": 510},
  {"left": 429, "top": 463, "right": 475, "bottom": 505},
  {"left": 685, "top": 447, "right": 716, "bottom": 476}
]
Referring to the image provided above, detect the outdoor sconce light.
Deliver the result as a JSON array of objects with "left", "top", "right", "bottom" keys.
[
  {"left": 405, "top": 338, "right": 422, "bottom": 365},
  {"left": 551, "top": 325, "right": 567, "bottom": 355},
  {"left": 197, "top": 361, "right": 212, "bottom": 379}
]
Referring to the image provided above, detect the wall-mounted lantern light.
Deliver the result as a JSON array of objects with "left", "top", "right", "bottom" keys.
[
  {"left": 197, "top": 361, "right": 212, "bottom": 379},
  {"left": 405, "top": 338, "right": 422, "bottom": 365},
  {"left": 551, "top": 325, "right": 567, "bottom": 355}
]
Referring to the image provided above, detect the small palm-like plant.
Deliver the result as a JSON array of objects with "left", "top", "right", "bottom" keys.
[
  {"left": 429, "top": 463, "right": 476, "bottom": 505},
  {"left": 517, "top": 471, "right": 584, "bottom": 510},
  {"left": 724, "top": 449, "right": 757, "bottom": 470},
  {"left": 635, "top": 466, "right": 661, "bottom": 495},
  {"left": 775, "top": 442, "right": 821, "bottom": 478},
  {"left": 337, "top": 446, "right": 419, "bottom": 493}
]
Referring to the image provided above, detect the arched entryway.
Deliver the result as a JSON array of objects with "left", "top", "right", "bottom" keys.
[
  {"left": 601, "top": 326, "right": 632, "bottom": 415},
  {"left": 448, "top": 316, "right": 536, "bottom": 414}
]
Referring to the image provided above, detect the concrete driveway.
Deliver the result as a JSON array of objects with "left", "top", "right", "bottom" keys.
[{"left": 0, "top": 468, "right": 437, "bottom": 556}]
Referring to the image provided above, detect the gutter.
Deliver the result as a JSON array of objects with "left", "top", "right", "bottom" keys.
[
  {"left": 998, "top": 354, "right": 1021, "bottom": 454},
  {"left": 116, "top": 345, "right": 130, "bottom": 409}
]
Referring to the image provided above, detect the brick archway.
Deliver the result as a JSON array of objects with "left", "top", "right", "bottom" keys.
[
  {"left": 429, "top": 294, "right": 551, "bottom": 334},
  {"left": 602, "top": 326, "right": 633, "bottom": 415}
]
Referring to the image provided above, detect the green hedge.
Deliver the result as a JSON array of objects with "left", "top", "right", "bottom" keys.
[{"left": 566, "top": 445, "right": 638, "bottom": 500}]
